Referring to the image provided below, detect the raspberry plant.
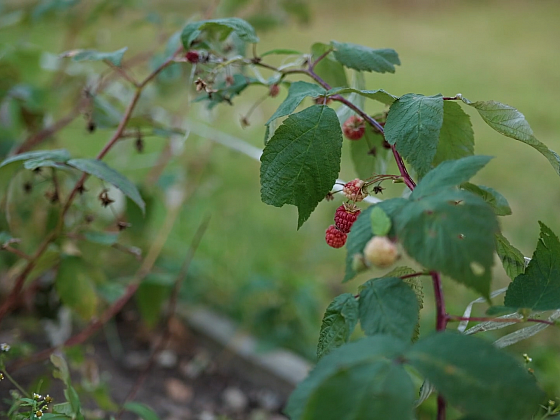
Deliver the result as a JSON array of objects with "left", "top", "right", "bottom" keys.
[{"left": 2, "top": 7, "right": 560, "bottom": 420}]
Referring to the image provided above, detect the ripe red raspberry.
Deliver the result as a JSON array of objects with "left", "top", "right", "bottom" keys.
[
  {"left": 334, "top": 204, "right": 361, "bottom": 234},
  {"left": 343, "top": 179, "right": 367, "bottom": 202},
  {"left": 342, "top": 115, "right": 365, "bottom": 140},
  {"left": 186, "top": 50, "right": 199, "bottom": 63},
  {"left": 269, "top": 84, "right": 280, "bottom": 97},
  {"left": 325, "top": 225, "right": 347, "bottom": 248}
]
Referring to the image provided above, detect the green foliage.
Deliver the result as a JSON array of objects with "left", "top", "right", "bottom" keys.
[
  {"left": 316, "top": 293, "right": 359, "bottom": 360},
  {"left": 260, "top": 105, "right": 342, "bottom": 228},
  {"left": 504, "top": 222, "right": 560, "bottom": 311},
  {"left": 462, "top": 97, "right": 560, "bottom": 176},
  {"left": 310, "top": 43, "right": 348, "bottom": 88},
  {"left": 61, "top": 47, "right": 128, "bottom": 66},
  {"left": 495, "top": 232, "right": 526, "bottom": 280},
  {"left": 369, "top": 206, "right": 391, "bottom": 236},
  {"left": 384, "top": 94, "right": 444, "bottom": 177},
  {"left": 326, "top": 87, "right": 396, "bottom": 105},
  {"left": 358, "top": 277, "right": 419, "bottom": 341},
  {"left": 396, "top": 187, "right": 498, "bottom": 298},
  {"left": 433, "top": 101, "right": 474, "bottom": 165},
  {"left": 406, "top": 332, "right": 544, "bottom": 420},
  {"left": 286, "top": 335, "right": 414, "bottom": 420},
  {"left": 266, "top": 81, "right": 326, "bottom": 126},
  {"left": 67, "top": 158, "right": 145, "bottom": 213},
  {"left": 181, "top": 17, "right": 259, "bottom": 48},
  {"left": 123, "top": 402, "right": 161, "bottom": 420},
  {"left": 55, "top": 256, "right": 98, "bottom": 320},
  {"left": 460, "top": 183, "right": 512, "bottom": 216},
  {"left": 331, "top": 42, "right": 400, "bottom": 74}
]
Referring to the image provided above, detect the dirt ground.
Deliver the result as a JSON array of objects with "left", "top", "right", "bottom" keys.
[{"left": 0, "top": 308, "right": 291, "bottom": 420}]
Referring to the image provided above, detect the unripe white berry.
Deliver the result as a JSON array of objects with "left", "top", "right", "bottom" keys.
[{"left": 363, "top": 236, "right": 399, "bottom": 268}]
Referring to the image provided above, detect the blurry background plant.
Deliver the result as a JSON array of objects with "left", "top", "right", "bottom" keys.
[{"left": 1, "top": 0, "right": 560, "bottom": 419}]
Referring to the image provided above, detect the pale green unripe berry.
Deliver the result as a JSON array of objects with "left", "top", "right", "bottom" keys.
[{"left": 364, "top": 236, "right": 399, "bottom": 268}]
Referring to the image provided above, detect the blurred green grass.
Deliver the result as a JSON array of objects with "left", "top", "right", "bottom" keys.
[{"left": 2, "top": 0, "right": 560, "bottom": 407}]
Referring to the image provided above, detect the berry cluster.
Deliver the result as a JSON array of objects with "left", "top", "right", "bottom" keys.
[{"left": 325, "top": 204, "right": 361, "bottom": 248}]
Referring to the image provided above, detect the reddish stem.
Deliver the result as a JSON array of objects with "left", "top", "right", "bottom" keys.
[{"left": 432, "top": 271, "right": 448, "bottom": 331}]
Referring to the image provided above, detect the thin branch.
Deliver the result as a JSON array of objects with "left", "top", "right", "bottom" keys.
[
  {"left": 103, "top": 60, "right": 140, "bottom": 87},
  {"left": 0, "top": 245, "right": 32, "bottom": 261},
  {"left": 310, "top": 48, "right": 333, "bottom": 70},
  {"left": 447, "top": 315, "right": 556, "bottom": 326}
]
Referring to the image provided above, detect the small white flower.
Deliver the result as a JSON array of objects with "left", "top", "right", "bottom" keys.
[{"left": 0, "top": 343, "right": 10, "bottom": 352}]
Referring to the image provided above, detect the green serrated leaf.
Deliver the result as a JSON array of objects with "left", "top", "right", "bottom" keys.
[
  {"left": 23, "top": 158, "right": 68, "bottom": 171},
  {"left": 462, "top": 98, "right": 560, "bottom": 176},
  {"left": 260, "top": 48, "right": 302, "bottom": 57},
  {"left": 370, "top": 206, "right": 391, "bottom": 236},
  {"left": 41, "top": 414, "right": 72, "bottom": 420},
  {"left": 461, "top": 183, "right": 511, "bottom": 216},
  {"left": 331, "top": 41, "right": 400, "bottom": 74},
  {"left": 0, "top": 149, "right": 71, "bottom": 169},
  {"left": 286, "top": 336, "right": 414, "bottom": 420},
  {"left": 260, "top": 105, "right": 342, "bottom": 228},
  {"left": 344, "top": 199, "right": 408, "bottom": 282},
  {"left": 406, "top": 331, "right": 544, "bottom": 420},
  {"left": 50, "top": 354, "right": 70, "bottom": 385},
  {"left": 92, "top": 95, "right": 123, "bottom": 129},
  {"left": 495, "top": 232, "right": 526, "bottom": 280},
  {"left": 433, "top": 101, "right": 474, "bottom": 166},
  {"left": 55, "top": 256, "right": 98, "bottom": 320},
  {"left": 327, "top": 87, "right": 397, "bottom": 105},
  {"left": 317, "top": 293, "right": 359, "bottom": 360},
  {"left": 311, "top": 43, "right": 348, "bottom": 88},
  {"left": 181, "top": 17, "right": 258, "bottom": 48},
  {"left": 67, "top": 158, "right": 145, "bottom": 214},
  {"left": 62, "top": 47, "right": 128, "bottom": 67},
  {"left": 385, "top": 94, "right": 444, "bottom": 177},
  {"left": 123, "top": 402, "right": 160, "bottom": 420},
  {"left": 504, "top": 222, "right": 560, "bottom": 311},
  {"left": 395, "top": 189, "right": 498, "bottom": 298},
  {"left": 266, "top": 81, "right": 326, "bottom": 125},
  {"left": 65, "top": 386, "right": 81, "bottom": 416},
  {"left": 411, "top": 155, "right": 493, "bottom": 199},
  {"left": 359, "top": 277, "right": 419, "bottom": 341}
]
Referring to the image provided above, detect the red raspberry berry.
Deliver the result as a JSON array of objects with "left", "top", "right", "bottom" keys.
[
  {"left": 342, "top": 115, "right": 365, "bottom": 140},
  {"left": 186, "top": 50, "right": 199, "bottom": 63},
  {"left": 334, "top": 204, "right": 361, "bottom": 234},
  {"left": 325, "top": 225, "right": 347, "bottom": 248},
  {"left": 269, "top": 84, "right": 280, "bottom": 97},
  {"left": 342, "top": 179, "right": 367, "bottom": 202}
]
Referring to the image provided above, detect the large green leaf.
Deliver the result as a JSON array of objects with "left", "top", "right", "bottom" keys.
[
  {"left": 411, "top": 155, "right": 493, "bottom": 199},
  {"left": 495, "top": 232, "right": 526, "bottom": 280},
  {"left": 317, "top": 293, "right": 359, "bottom": 360},
  {"left": 395, "top": 189, "right": 498, "bottom": 298},
  {"left": 181, "top": 17, "right": 258, "bottom": 48},
  {"left": 433, "top": 101, "right": 474, "bottom": 166},
  {"left": 358, "top": 277, "right": 419, "bottom": 341},
  {"left": 384, "top": 94, "right": 444, "bottom": 177},
  {"left": 331, "top": 42, "right": 400, "bottom": 74},
  {"left": 62, "top": 47, "right": 128, "bottom": 67},
  {"left": 67, "top": 158, "right": 145, "bottom": 214},
  {"left": 504, "top": 222, "right": 560, "bottom": 311},
  {"left": 260, "top": 105, "right": 342, "bottom": 228},
  {"left": 327, "top": 87, "right": 397, "bottom": 105},
  {"left": 286, "top": 336, "right": 414, "bottom": 420},
  {"left": 344, "top": 199, "right": 408, "bottom": 282},
  {"left": 406, "top": 332, "right": 544, "bottom": 420},
  {"left": 55, "top": 256, "right": 98, "bottom": 320},
  {"left": 266, "top": 81, "right": 326, "bottom": 125},
  {"left": 462, "top": 98, "right": 560, "bottom": 176},
  {"left": 311, "top": 43, "right": 348, "bottom": 89},
  {"left": 461, "top": 183, "right": 511, "bottom": 216}
]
